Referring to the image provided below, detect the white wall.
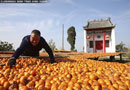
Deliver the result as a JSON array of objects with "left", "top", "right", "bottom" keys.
[
  {"left": 84, "top": 30, "right": 87, "bottom": 52},
  {"left": 111, "top": 28, "right": 116, "bottom": 52},
  {"left": 86, "top": 32, "right": 93, "bottom": 53},
  {"left": 105, "top": 31, "right": 111, "bottom": 53},
  {"left": 105, "top": 29, "right": 116, "bottom": 53}
]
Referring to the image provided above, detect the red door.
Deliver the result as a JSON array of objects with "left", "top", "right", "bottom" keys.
[{"left": 96, "top": 41, "right": 103, "bottom": 50}]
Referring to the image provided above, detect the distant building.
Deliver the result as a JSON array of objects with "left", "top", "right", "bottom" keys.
[{"left": 83, "top": 17, "right": 116, "bottom": 53}]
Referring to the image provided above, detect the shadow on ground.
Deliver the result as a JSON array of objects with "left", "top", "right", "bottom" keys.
[{"left": 92, "top": 58, "right": 130, "bottom": 63}]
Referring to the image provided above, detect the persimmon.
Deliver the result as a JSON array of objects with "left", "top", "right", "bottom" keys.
[
  {"left": 45, "top": 80, "right": 51, "bottom": 89},
  {"left": 98, "top": 79, "right": 105, "bottom": 85},
  {"left": 74, "top": 83, "right": 81, "bottom": 89},
  {"left": 0, "top": 86, "right": 4, "bottom": 90},
  {"left": 19, "top": 86, "right": 29, "bottom": 90},
  {"left": 93, "top": 85, "right": 101, "bottom": 90},
  {"left": 51, "top": 83, "right": 58, "bottom": 90},
  {"left": 8, "top": 81, "right": 18, "bottom": 90},
  {"left": 73, "top": 86, "right": 81, "bottom": 90},
  {"left": 0, "top": 78, "right": 7, "bottom": 85},
  {"left": 0, "top": 66, "right": 2, "bottom": 69},
  {"left": 40, "top": 70, "right": 45, "bottom": 75},
  {"left": 108, "top": 86, "right": 116, "bottom": 90},
  {"left": 58, "top": 84, "right": 67, "bottom": 90},
  {"left": 18, "top": 73, "right": 24, "bottom": 79},
  {"left": 66, "top": 74, "right": 72, "bottom": 79},
  {"left": 89, "top": 74, "right": 98, "bottom": 80},
  {"left": 39, "top": 79, "right": 45, "bottom": 85},
  {"left": 27, "top": 75, "right": 33, "bottom": 81},
  {"left": 92, "top": 80, "right": 100, "bottom": 87},
  {"left": 104, "top": 79, "right": 112, "bottom": 85},
  {"left": 102, "top": 85, "right": 109, "bottom": 90},
  {"left": 113, "top": 83, "right": 119, "bottom": 89},
  {"left": 16, "top": 64, "right": 21, "bottom": 69},
  {"left": 66, "top": 86, "right": 73, "bottom": 90},
  {"left": 35, "top": 82, "right": 41, "bottom": 89},
  {"left": 26, "top": 81, "right": 35, "bottom": 89},
  {"left": 20, "top": 76, "right": 28, "bottom": 85},
  {"left": 68, "top": 81, "right": 74, "bottom": 87},
  {"left": 41, "top": 75, "right": 47, "bottom": 80},
  {"left": 125, "top": 80, "right": 130, "bottom": 87},
  {"left": 30, "top": 70, "right": 36, "bottom": 76},
  {"left": 119, "top": 84, "right": 129, "bottom": 90},
  {"left": 24, "top": 72, "right": 30, "bottom": 77},
  {"left": 71, "top": 77, "right": 77, "bottom": 83},
  {"left": 0, "top": 52, "right": 129, "bottom": 89},
  {"left": 3, "top": 81, "right": 10, "bottom": 89},
  {"left": 38, "top": 85, "right": 45, "bottom": 90},
  {"left": 24, "top": 63, "right": 28, "bottom": 67}
]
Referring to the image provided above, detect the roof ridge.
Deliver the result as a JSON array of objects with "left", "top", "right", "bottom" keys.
[
  {"left": 89, "top": 18, "right": 109, "bottom": 22},
  {"left": 83, "top": 17, "right": 115, "bottom": 29}
]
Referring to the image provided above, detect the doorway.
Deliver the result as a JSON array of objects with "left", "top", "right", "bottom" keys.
[{"left": 95, "top": 41, "right": 103, "bottom": 50}]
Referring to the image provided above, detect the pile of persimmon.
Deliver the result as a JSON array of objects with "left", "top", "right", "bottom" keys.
[
  {"left": 0, "top": 55, "right": 129, "bottom": 90},
  {"left": 68, "top": 52, "right": 121, "bottom": 60}
]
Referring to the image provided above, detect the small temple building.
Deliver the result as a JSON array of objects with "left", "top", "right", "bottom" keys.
[{"left": 83, "top": 17, "right": 116, "bottom": 53}]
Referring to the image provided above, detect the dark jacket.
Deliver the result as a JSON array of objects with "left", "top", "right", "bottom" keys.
[{"left": 12, "top": 35, "right": 55, "bottom": 61}]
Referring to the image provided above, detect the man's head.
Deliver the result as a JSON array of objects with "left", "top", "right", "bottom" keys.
[{"left": 30, "top": 29, "right": 41, "bottom": 46}]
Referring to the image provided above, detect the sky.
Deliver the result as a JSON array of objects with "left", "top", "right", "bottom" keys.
[{"left": 0, "top": 0, "right": 130, "bottom": 52}]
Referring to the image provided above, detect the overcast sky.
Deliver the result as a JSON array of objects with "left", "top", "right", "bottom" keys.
[{"left": 0, "top": 0, "right": 130, "bottom": 51}]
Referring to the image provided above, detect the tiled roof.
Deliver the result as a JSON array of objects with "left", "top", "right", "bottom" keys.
[{"left": 83, "top": 17, "right": 115, "bottom": 29}]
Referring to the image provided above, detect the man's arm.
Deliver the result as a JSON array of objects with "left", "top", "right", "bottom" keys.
[
  {"left": 12, "top": 38, "right": 27, "bottom": 59},
  {"left": 9, "top": 37, "right": 27, "bottom": 68},
  {"left": 42, "top": 38, "right": 55, "bottom": 63}
]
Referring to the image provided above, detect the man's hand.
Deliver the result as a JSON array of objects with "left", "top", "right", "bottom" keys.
[{"left": 8, "top": 57, "right": 16, "bottom": 68}]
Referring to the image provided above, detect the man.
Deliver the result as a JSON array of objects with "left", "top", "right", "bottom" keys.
[{"left": 9, "top": 30, "right": 56, "bottom": 68}]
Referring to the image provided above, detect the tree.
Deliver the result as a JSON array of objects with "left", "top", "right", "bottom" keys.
[
  {"left": 116, "top": 41, "right": 128, "bottom": 52},
  {"left": 0, "top": 40, "right": 14, "bottom": 51},
  {"left": 67, "top": 26, "right": 76, "bottom": 51},
  {"left": 48, "top": 39, "right": 57, "bottom": 52}
]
